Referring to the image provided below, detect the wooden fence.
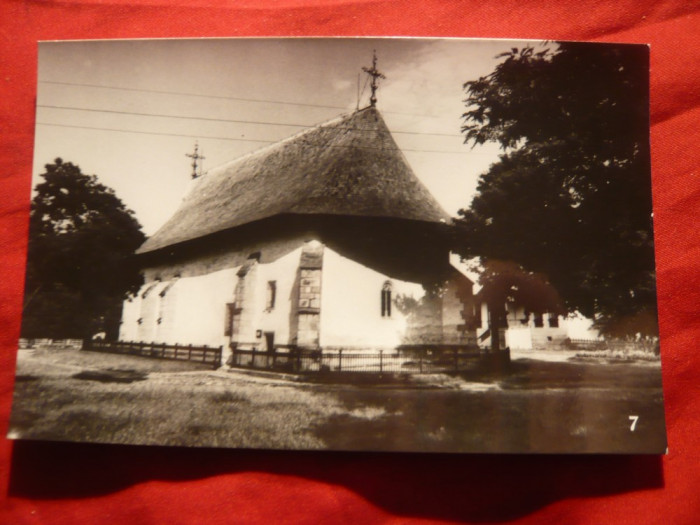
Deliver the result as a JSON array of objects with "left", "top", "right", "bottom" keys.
[
  {"left": 567, "top": 337, "right": 659, "bottom": 354},
  {"left": 84, "top": 340, "right": 222, "bottom": 369},
  {"left": 19, "top": 338, "right": 83, "bottom": 349}
]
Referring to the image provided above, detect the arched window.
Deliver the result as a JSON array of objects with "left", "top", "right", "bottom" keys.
[
  {"left": 266, "top": 281, "right": 277, "bottom": 311},
  {"left": 381, "top": 281, "right": 393, "bottom": 317}
]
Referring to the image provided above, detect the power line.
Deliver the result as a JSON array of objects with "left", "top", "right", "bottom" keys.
[
  {"left": 40, "top": 80, "right": 349, "bottom": 111},
  {"left": 37, "top": 122, "right": 275, "bottom": 144},
  {"left": 39, "top": 79, "right": 449, "bottom": 120},
  {"left": 37, "top": 104, "right": 463, "bottom": 138},
  {"left": 36, "top": 121, "right": 473, "bottom": 155}
]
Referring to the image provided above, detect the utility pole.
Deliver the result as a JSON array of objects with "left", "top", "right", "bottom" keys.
[
  {"left": 362, "top": 50, "right": 386, "bottom": 108},
  {"left": 186, "top": 141, "right": 205, "bottom": 179}
]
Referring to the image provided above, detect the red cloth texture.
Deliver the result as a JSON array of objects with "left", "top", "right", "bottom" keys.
[{"left": 1, "top": 1, "right": 698, "bottom": 523}]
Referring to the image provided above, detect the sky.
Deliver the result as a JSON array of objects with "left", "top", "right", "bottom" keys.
[{"left": 33, "top": 37, "right": 539, "bottom": 236}]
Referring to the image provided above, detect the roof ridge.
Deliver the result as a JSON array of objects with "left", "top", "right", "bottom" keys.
[{"left": 206, "top": 108, "right": 370, "bottom": 176}]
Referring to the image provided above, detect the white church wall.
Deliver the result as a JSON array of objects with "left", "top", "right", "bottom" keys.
[
  {"left": 138, "top": 281, "right": 164, "bottom": 342},
  {"left": 154, "top": 279, "right": 178, "bottom": 343},
  {"left": 119, "top": 293, "right": 142, "bottom": 342},
  {"left": 120, "top": 234, "right": 312, "bottom": 352},
  {"left": 232, "top": 262, "right": 260, "bottom": 347},
  {"left": 168, "top": 268, "right": 237, "bottom": 348},
  {"left": 319, "top": 247, "right": 424, "bottom": 350},
  {"left": 246, "top": 246, "right": 304, "bottom": 348}
]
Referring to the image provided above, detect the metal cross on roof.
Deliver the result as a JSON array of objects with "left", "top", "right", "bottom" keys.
[
  {"left": 362, "top": 50, "right": 386, "bottom": 108},
  {"left": 186, "top": 141, "right": 205, "bottom": 179}
]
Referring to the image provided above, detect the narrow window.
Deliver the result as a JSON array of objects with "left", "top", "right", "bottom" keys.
[
  {"left": 159, "top": 279, "right": 177, "bottom": 298},
  {"left": 533, "top": 312, "right": 544, "bottom": 328},
  {"left": 381, "top": 281, "right": 392, "bottom": 317},
  {"left": 474, "top": 302, "right": 482, "bottom": 327},
  {"left": 224, "top": 303, "right": 235, "bottom": 336},
  {"left": 548, "top": 314, "right": 559, "bottom": 328},
  {"left": 266, "top": 281, "right": 277, "bottom": 311},
  {"left": 141, "top": 282, "right": 159, "bottom": 299}
]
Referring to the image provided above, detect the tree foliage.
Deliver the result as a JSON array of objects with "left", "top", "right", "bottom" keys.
[
  {"left": 456, "top": 42, "right": 656, "bottom": 335},
  {"left": 22, "top": 159, "right": 145, "bottom": 339}
]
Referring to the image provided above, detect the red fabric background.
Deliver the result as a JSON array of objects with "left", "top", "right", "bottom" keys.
[{"left": 1, "top": 1, "right": 698, "bottom": 523}]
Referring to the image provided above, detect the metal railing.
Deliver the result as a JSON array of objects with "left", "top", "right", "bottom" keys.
[{"left": 230, "top": 344, "right": 498, "bottom": 374}]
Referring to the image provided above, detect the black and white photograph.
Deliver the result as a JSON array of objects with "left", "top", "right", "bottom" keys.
[{"left": 9, "top": 37, "right": 666, "bottom": 453}]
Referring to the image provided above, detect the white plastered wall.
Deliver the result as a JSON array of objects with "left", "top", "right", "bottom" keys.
[
  {"left": 241, "top": 246, "right": 304, "bottom": 348},
  {"left": 120, "top": 245, "right": 306, "bottom": 353},
  {"left": 164, "top": 268, "right": 237, "bottom": 348},
  {"left": 119, "top": 293, "right": 142, "bottom": 341},
  {"left": 319, "top": 247, "right": 424, "bottom": 349}
]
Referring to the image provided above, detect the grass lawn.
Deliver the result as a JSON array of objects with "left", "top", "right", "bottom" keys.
[
  {"left": 10, "top": 348, "right": 348, "bottom": 449},
  {"left": 315, "top": 359, "right": 666, "bottom": 453},
  {"left": 8, "top": 348, "right": 667, "bottom": 453}
]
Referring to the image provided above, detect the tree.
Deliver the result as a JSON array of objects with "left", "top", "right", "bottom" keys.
[
  {"left": 455, "top": 42, "right": 656, "bottom": 336},
  {"left": 22, "top": 159, "right": 145, "bottom": 340}
]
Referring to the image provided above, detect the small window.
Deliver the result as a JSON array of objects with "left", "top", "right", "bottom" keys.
[
  {"left": 533, "top": 312, "right": 544, "bottom": 328},
  {"left": 266, "top": 281, "right": 277, "bottom": 310},
  {"left": 381, "top": 281, "right": 392, "bottom": 317},
  {"left": 224, "top": 303, "right": 236, "bottom": 336},
  {"left": 548, "top": 314, "right": 559, "bottom": 328}
]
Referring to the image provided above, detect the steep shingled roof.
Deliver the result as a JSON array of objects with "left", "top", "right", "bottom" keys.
[{"left": 138, "top": 106, "right": 451, "bottom": 254}]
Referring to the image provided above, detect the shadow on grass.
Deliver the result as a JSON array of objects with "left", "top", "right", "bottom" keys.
[
  {"left": 72, "top": 369, "right": 148, "bottom": 384},
  {"left": 8, "top": 440, "right": 664, "bottom": 522},
  {"left": 13, "top": 375, "right": 38, "bottom": 383}
]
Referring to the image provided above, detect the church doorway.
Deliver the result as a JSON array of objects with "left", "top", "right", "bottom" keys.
[{"left": 264, "top": 332, "right": 275, "bottom": 352}]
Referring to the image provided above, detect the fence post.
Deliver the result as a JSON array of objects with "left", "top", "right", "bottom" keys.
[
  {"left": 296, "top": 349, "right": 301, "bottom": 372},
  {"left": 379, "top": 350, "right": 383, "bottom": 373},
  {"left": 139, "top": 341, "right": 144, "bottom": 356},
  {"left": 216, "top": 346, "right": 222, "bottom": 369},
  {"left": 454, "top": 348, "right": 459, "bottom": 373},
  {"left": 338, "top": 349, "right": 342, "bottom": 372},
  {"left": 161, "top": 343, "right": 165, "bottom": 359},
  {"left": 419, "top": 348, "right": 423, "bottom": 374},
  {"left": 188, "top": 344, "right": 192, "bottom": 361},
  {"left": 251, "top": 347, "right": 256, "bottom": 368}
]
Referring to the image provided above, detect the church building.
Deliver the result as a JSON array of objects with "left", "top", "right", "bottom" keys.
[{"left": 119, "top": 102, "right": 489, "bottom": 367}]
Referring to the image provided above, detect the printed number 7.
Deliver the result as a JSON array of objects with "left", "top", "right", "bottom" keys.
[{"left": 629, "top": 415, "right": 639, "bottom": 431}]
